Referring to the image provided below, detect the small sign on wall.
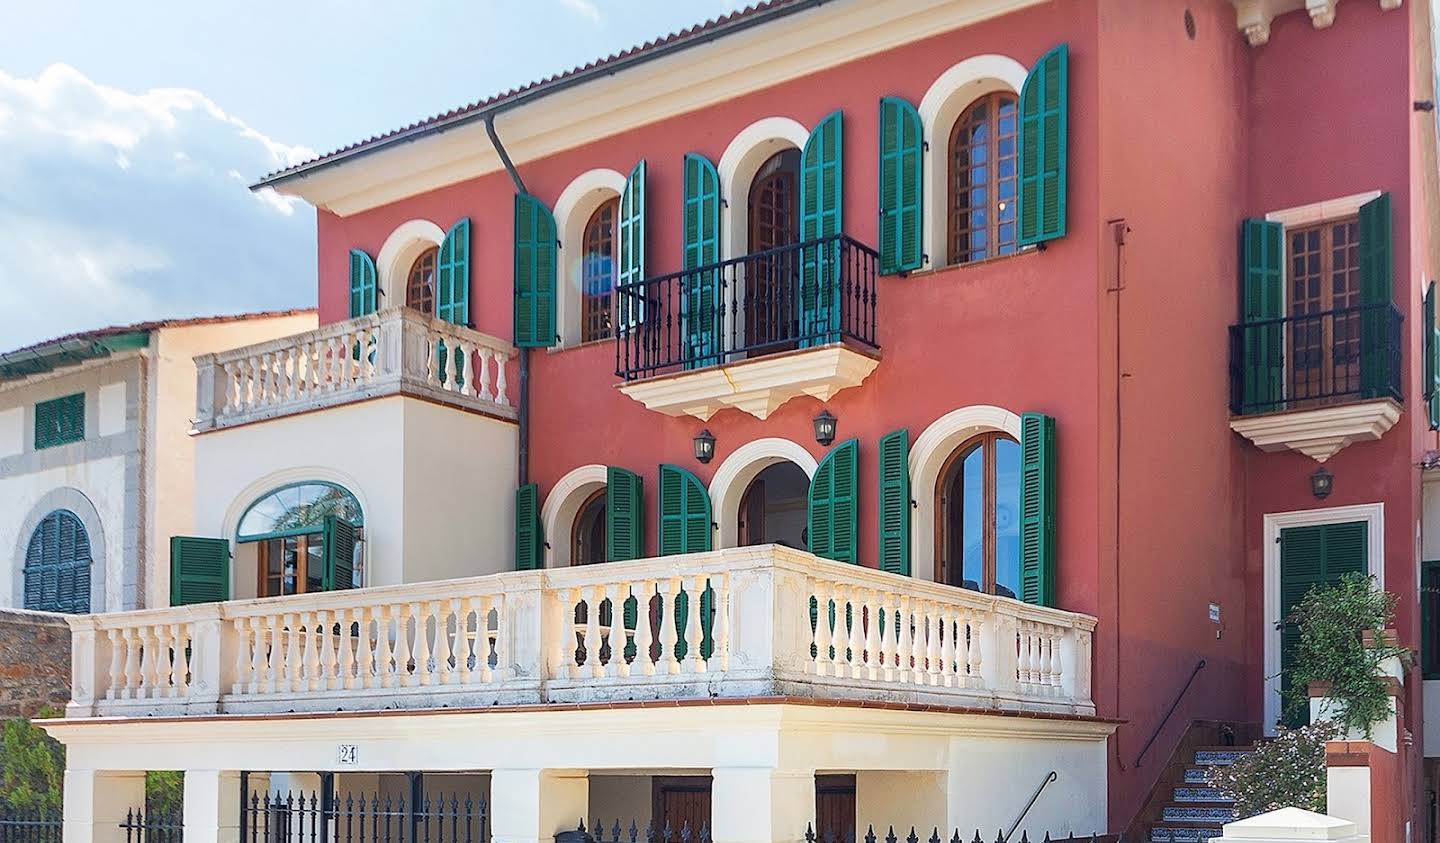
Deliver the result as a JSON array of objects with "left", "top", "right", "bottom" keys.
[{"left": 337, "top": 744, "right": 359, "bottom": 766}]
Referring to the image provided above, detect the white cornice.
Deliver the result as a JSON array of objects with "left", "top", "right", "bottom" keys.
[
  {"left": 276, "top": 0, "right": 1046, "bottom": 217},
  {"left": 1229, "top": 399, "right": 1402, "bottom": 462},
  {"left": 1231, "top": 0, "right": 1403, "bottom": 47}
]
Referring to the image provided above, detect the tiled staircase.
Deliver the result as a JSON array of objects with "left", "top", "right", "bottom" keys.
[
  {"left": 1123, "top": 721, "right": 1260, "bottom": 843},
  {"left": 1146, "top": 747, "right": 1249, "bottom": 842}
]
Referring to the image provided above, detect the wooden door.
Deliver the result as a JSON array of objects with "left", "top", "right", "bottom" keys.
[
  {"left": 747, "top": 151, "right": 799, "bottom": 350},
  {"left": 738, "top": 478, "right": 767, "bottom": 546},
  {"left": 815, "top": 775, "right": 857, "bottom": 843},
  {"left": 653, "top": 777, "right": 712, "bottom": 839},
  {"left": 1287, "top": 218, "right": 1362, "bottom": 403}
]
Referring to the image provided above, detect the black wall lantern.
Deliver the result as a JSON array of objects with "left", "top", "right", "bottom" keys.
[
  {"left": 693, "top": 429, "right": 716, "bottom": 464},
  {"left": 813, "top": 410, "right": 838, "bottom": 446},
  {"left": 1310, "top": 466, "right": 1334, "bottom": 500}
]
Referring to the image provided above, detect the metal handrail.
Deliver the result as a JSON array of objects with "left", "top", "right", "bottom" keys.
[
  {"left": 1134, "top": 659, "right": 1207, "bottom": 768},
  {"left": 1004, "top": 770, "right": 1057, "bottom": 842}
]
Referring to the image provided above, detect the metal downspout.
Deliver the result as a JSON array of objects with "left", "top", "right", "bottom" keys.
[{"left": 484, "top": 114, "right": 532, "bottom": 487}]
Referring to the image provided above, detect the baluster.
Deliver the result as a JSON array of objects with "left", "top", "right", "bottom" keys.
[
  {"left": 943, "top": 607, "right": 961, "bottom": 687},
  {"left": 634, "top": 582, "right": 656, "bottom": 676},
  {"left": 169, "top": 622, "right": 187, "bottom": 695},
  {"left": 846, "top": 594, "right": 865, "bottom": 679},
  {"left": 317, "top": 611, "right": 338, "bottom": 691},
  {"left": 261, "top": 620, "right": 280, "bottom": 694},
  {"left": 807, "top": 584, "right": 824, "bottom": 674},
  {"left": 437, "top": 599, "right": 458, "bottom": 684},
  {"left": 103, "top": 629, "right": 122, "bottom": 700},
  {"left": 490, "top": 595, "right": 506, "bottom": 681},
  {"left": 923, "top": 604, "right": 941, "bottom": 686},
  {"left": 711, "top": 574, "right": 730, "bottom": 671},
  {"left": 1017, "top": 625, "right": 1033, "bottom": 688},
  {"left": 351, "top": 607, "right": 372, "bottom": 689},
  {"left": 307, "top": 338, "right": 322, "bottom": 395},
  {"left": 376, "top": 607, "right": 397, "bottom": 689},
  {"left": 964, "top": 611, "right": 983, "bottom": 685},
  {"left": 1045, "top": 630, "right": 1060, "bottom": 691},
  {"left": 658, "top": 578, "right": 681, "bottom": 674},
  {"left": 863, "top": 594, "right": 880, "bottom": 680},
  {"left": 878, "top": 598, "right": 894, "bottom": 683},
  {"left": 1049, "top": 630, "right": 1064, "bottom": 692},
  {"left": 828, "top": 587, "right": 848, "bottom": 674},
  {"left": 135, "top": 626, "right": 155, "bottom": 698},
  {"left": 685, "top": 575, "right": 705, "bottom": 673},
  {"left": 605, "top": 583, "right": 625, "bottom": 678},
  {"left": 455, "top": 598, "right": 475, "bottom": 684},
  {"left": 585, "top": 586, "right": 604, "bottom": 678},
  {"left": 496, "top": 353, "right": 509, "bottom": 406},
  {"left": 394, "top": 604, "right": 417, "bottom": 685},
  {"left": 895, "top": 596, "right": 912, "bottom": 684},
  {"left": 561, "top": 589, "right": 581, "bottom": 678},
  {"left": 335, "top": 608, "right": 355, "bottom": 690},
  {"left": 231, "top": 620, "right": 251, "bottom": 695},
  {"left": 406, "top": 602, "right": 430, "bottom": 685},
  {"left": 477, "top": 349, "right": 495, "bottom": 402}
]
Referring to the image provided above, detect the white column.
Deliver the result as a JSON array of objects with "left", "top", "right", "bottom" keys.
[
  {"left": 711, "top": 768, "right": 814, "bottom": 843},
  {"left": 490, "top": 769, "right": 589, "bottom": 843},
  {"left": 63, "top": 770, "right": 145, "bottom": 843},
  {"left": 182, "top": 770, "right": 245, "bottom": 843}
]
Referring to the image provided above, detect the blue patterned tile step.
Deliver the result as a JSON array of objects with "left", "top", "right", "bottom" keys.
[
  {"left": 1162, "top": 807, "right": 1236, "bottom": 824},
  {"left": 1172, "top": 787, "right": 1233, "bottom": 803},
  {"left": 1193, "top": 750, "right": 1249, "bottom": 766},
  {"left": 1150, "top": 827, "right": 1223, "bottom": 842},
  {"left": 1182, "top": 768, "right": 1212, "bottom": 784}
]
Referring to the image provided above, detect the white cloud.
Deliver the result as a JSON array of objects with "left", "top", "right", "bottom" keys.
[
  {"left": 0, "top": 64, "right": 317, "bottom": 350},
  {"left": 560, "top": 0, "right": 603, "bottom": 25}
]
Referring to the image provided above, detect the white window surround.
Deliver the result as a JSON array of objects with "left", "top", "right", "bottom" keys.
[
  {"left": 1231, "top": 0, "right": 1403, "bottom": 48},
  {"left": 541, "top": 464, "right": 609, "bottom": 568},
  {"left": 1261, "top": 502, "right": 1385, "bottom": 733},
  {"left": 918, "top": 55, "right": 1029, "bottom": 270},
  {"left": 708, "top": 437, "right": 819, "bottom": 550},
  {"left": 376, "top": 220, "right": 447, "bottom": 310},
  {"left": 553, "top": 169, "right": 628, "bottom": 348},
  {"left": 908, "top": 404, "right": 1023, "bottom": 583},
  {"left": 1229, "top": 189, "right": 1398, "bottom": 462},
  {"left": 718, "top": 116, "right": 811, "bottom": 263}
]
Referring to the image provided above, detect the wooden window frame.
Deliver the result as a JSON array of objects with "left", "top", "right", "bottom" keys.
[
  {"left": 256, "top": 534, "right": 323, "bottom": 598},
  {"left": 934, "top": 431, "right": 1017, "bottom": 594},
  {"left": 581, "top": 199, "right": 619, "bottom": 343},
  {"left": 947, "top": 92, "right": 1019, "bottom": 266},
  {"left": 406, "top": 246, "right": 439, "bottom": 317}
]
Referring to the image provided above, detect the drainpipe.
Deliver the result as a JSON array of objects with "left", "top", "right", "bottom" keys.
[{"left": 484, "top": 114, "right": 532, "bottom": 487}]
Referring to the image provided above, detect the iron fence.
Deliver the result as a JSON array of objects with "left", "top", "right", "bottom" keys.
[
  {"left": 1228, "top": 302, "right": 1402, "bottom": 415},
  {"left": 0, "top": 811, "right": 62, "bottom": 843},
  {"left": 576, "top": 818, "right": 711, "bottom": 843},
  {"left": 805, "top": 828, "right": 1117, "bottom": 843},
  {"left": 614, "top": 234, "right": 880, "bottom": 381},
  {"left": 120, "top": 806, "right": 184, "bottom": 843},
  {"left": 241, "top": 778, "right": 488, "bottom": 843}
]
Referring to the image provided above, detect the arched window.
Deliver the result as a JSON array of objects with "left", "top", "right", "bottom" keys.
[
  {"left": 581, "top": 199, "right": 618, "bottom": 343},
  {"left": 237, "top": 483, "right": 364, "bottom": 598},
  {"left": 948, "top": 92, "right": 1019, "bottom": 265},
  {"left": 406, "top": 247, "right": 439, "bottom": 316},
  {"left": 936, "top": 432, "right": 1021, "bottom": 597},
  {"left": 24, "top": 510, "right": 91, "bottom": 613}
]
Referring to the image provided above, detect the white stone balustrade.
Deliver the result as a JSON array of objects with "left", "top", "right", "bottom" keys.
[
  {"left": 192, "top": 308, "right": 516, "bottom": 432},
  {"left": 65, "top": 546, "right": 1096, "bottom": 718}
]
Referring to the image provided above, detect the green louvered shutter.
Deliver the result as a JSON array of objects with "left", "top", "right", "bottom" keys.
[
  {"left": 1278, "top": 521, "right": 1368, "bottom": 726},
  {"left": 348, "top": 250, "right": 378, "bottom": 318},
  {"left": 1241, "top": 219, "right": 1285, "bottom": 413},
  {"left": 658, "top": 464, "right": 712, "bottom": 555},
  {"left": 877, "top": 429, "right": 911, "bottom": 575},
  {"left": 607, "top": 467, "right": 644, "bottom": 562},
  {"left": 322, "top": 516, "right": 357, "bottom": 591},
  {"left": 1017, "top": 44, "right": 1069, "bottom": 247},
  {"left": 618, "top": 161, "right": 647, "bottom": 329},
  {"left": 436, "top": 219, "right": 472, "bottom": 326},
  {"left": 34, "top": 393, "right": 84, "bottom": 450},
  {"left": 1426, "top": 281, "right": 1438, "bottom": 430},
  {"left": 514, "top": 194, "right": 558, "bottom": 347},
  {"left": 1019, "top": 413, "right": 1057, "bottom": 607},
  {"left": 1358, "top": 193, "right": 1394, "bottom": 399},
  {"left": 683, "top": 153, "right": 721, "bottom": 367},
  {"left": 515, "top": 483, "right": 543, "bottom": 571},
  {"left": 24, "top": 511, "right": 91, "bottom": 614},
  {"left": 808, "top": 438, "right": 858, "bottom": 564},
  {"left": 170, "top": 536, "right": 231, "bottom": 606},
  {"left": 799, "top": 110, "right": 844, "bottom": 348},
  {"left": 878, "top": 97, "right": 924, "bottom": 275}
]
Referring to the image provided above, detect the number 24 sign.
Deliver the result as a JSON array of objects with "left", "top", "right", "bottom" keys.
[{"left": 337, "top": 745, "right": 359, "bottom": 766}]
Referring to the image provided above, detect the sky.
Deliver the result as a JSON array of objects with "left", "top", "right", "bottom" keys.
[{"left": 0, "top": 1, "right": 746, "bottom": 350}]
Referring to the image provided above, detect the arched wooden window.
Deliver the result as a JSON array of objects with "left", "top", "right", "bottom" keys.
[
  {"left": 581, "top": 199, "right": 619, "bottom": 343},
  {"left": 948, "top": 92, "right": 1019, "bottom": 265},
  {"left": 406, "top": 247, "right": 439, "bottom": 316},
  {"left": 936, "top": 432, "right": 1021, "bottom": 598},
  {"left": 24, "top": 510, "right": 91, "bottom": 613}
]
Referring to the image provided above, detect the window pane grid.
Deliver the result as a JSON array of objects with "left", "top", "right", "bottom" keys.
[
  {"left": 581, "top": 199, "right": 618, "bottom": 343},
  {"left": 406, "top": 247, "right": 438, "bottom": 316},
  {"left": 949, "top": 93, "right": 1019, "bottom": 265},
  {"left": 1287, "top": 217, "right": 1362, "bottom": 403}
]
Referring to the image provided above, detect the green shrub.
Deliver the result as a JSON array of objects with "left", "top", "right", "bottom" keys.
[
  {"left": 0, "top": 707, "right": 65, "bottom": 814},
  {"left": 145, "top": 771, "right": 183, "bottom": 816},
  {"left": 1285, "top": 573, "right": 1410, "bottom": 737},
  {"left": 1207, "top": 722, "right": 1337, "bottom": 818}
]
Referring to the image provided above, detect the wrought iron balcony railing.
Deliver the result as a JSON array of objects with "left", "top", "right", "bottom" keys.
[
  {"left": 1228, "top": 302, "right": 1402, "bottom": 416},
  {"left": 614, "top": 235, "right": 879, "bottom": 381}
]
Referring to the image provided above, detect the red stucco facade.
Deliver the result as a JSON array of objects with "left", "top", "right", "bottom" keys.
[{"left": 299, "top": 0, "right": 1438, "bottom": 833}]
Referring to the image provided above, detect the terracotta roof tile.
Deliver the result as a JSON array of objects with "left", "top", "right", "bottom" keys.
[{"left": 2, "top": 309, "right": 316, "bottom": 359}]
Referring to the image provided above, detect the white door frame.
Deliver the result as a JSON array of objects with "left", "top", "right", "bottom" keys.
[{"left": 1261, "top": 502, "right": 1385, "bottom": 734}]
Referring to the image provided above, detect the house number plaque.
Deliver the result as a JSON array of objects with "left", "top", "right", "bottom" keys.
[{"left": 337, "top": 744, "right": 359, "bottom": 766}]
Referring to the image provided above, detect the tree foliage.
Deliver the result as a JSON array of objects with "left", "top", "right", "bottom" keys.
[{"left": 0, "top": 707, "right": 64, "bottom": 814}]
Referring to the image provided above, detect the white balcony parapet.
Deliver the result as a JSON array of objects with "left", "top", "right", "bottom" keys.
[
  {"left": 65, "top": 546, "right": 1096, "bottom": 718},
  {"left": 192, "top": 308, "right": 517, "bottom": 432}
]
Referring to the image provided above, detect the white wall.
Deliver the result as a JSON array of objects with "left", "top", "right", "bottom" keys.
[{"left": 193, "top": 393, "right": 517, "bottom": 599}]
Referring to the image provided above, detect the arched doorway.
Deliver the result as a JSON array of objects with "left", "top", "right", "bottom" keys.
[
  {"left": 936, "top": 432, "right": 1021, "bottom": 597},
  {"left": 746, "top": 148, "right": 801, "bottom": 350},
  {"left": 572, "top": 488, "right": 608, "bottom": 566},
  {"left": 737, "top": 461, "right": 809, "bottom": 549}
]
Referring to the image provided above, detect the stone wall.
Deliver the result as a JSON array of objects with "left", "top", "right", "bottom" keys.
[{"left": 0, "top": 609, "right": 69, "bottom": 719}]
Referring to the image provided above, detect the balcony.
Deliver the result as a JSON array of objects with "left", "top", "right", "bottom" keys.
[
  {"left": 64, "top": 545, "right": 1095, "bottom": 719},
  {"left": 1228, "top": 303, "right": 1403, "bottom": 461},
  {"left": 614, "top": 235, "right": 881, "bottom": 420},
  {"left": 192, "top": 308, "right": 517, "bottom": 433}
]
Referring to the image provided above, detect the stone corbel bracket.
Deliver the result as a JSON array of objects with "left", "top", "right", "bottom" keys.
[{"left": 1232, "top": 0, "right": 1403, "bottom": 47}]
